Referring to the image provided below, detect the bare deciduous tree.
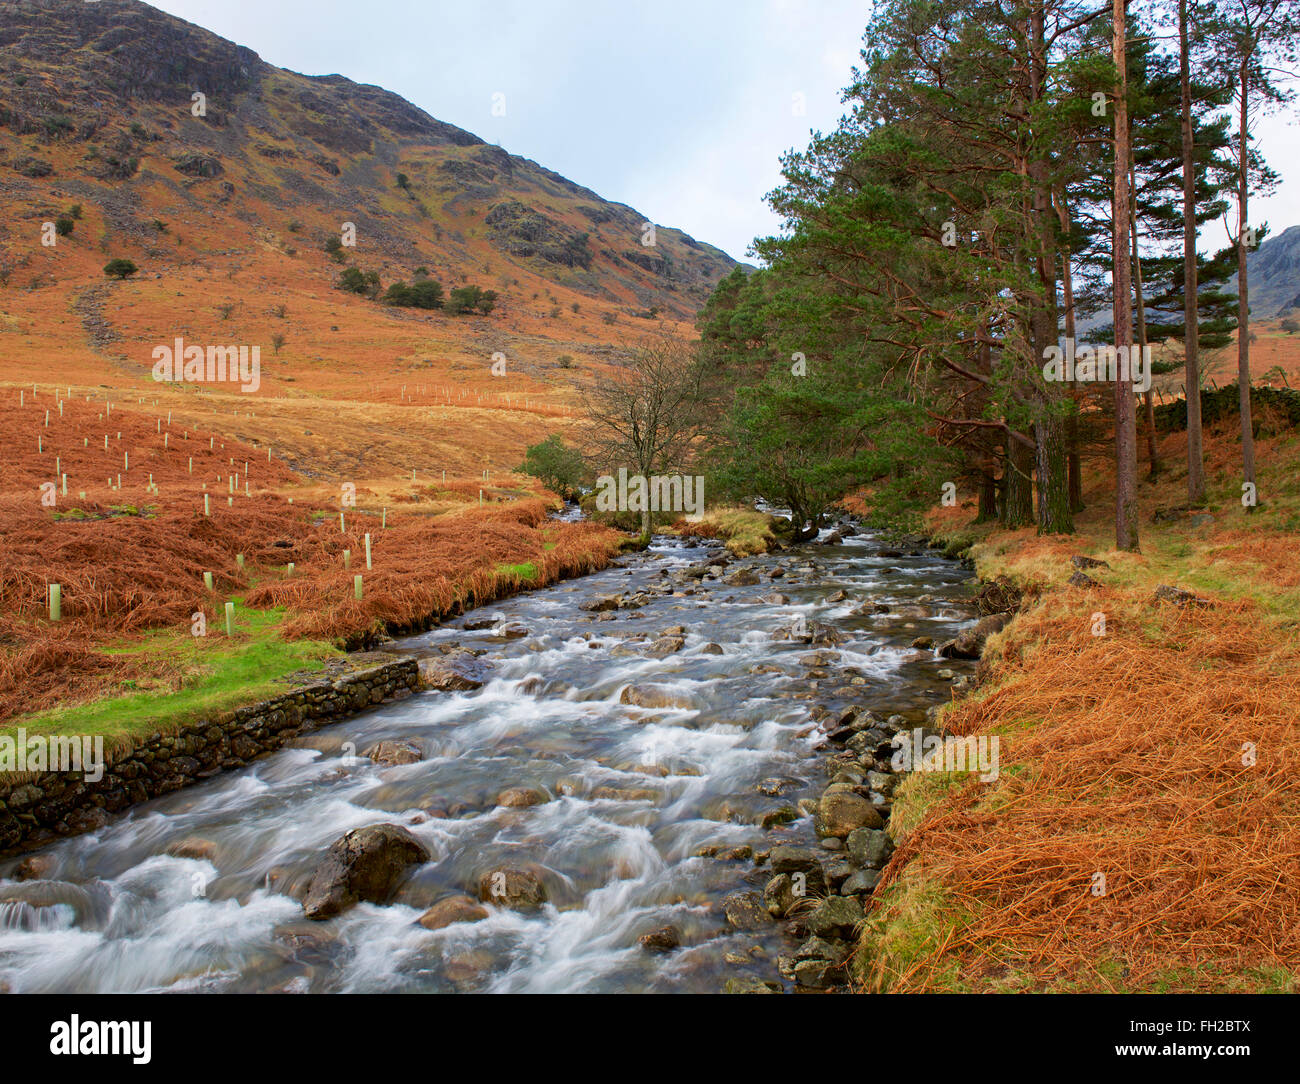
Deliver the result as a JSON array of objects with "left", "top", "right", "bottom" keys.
[{"left": 579, "top": 335, "right": 706, "bottom": 537}]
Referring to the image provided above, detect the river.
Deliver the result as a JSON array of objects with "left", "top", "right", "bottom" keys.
[{"left": 0, "top": 522, "right": 977, "bottom": 993}]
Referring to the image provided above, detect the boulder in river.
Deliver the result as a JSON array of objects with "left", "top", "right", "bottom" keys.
[
  {"left": 303, "top": 823, "right": 430, "bottom": 920},
  {"left": 637, "top": 924, "right": 682, "bottom": 953},
  {"left": 496, "top": 786, "right": 550, "bottom": 808},
  {"left": 419, "top": 656, "right": 485, "bottom": 691},
  {"left": 721, "top": 890, "right": 769, "bottom": 930},
  {"left": 620, "top": 684, "right": 695, "bottom": 710},
  {"left": 725, "top": 569, "right": 761, "bottom": 586},
  {"left": 763, "top": 873, "right": 797, "bottom": 917},
  {"left": 591, "top": 785, "right": 661, "bottom": 802},
  {"left": 165, "top": 837, "right": 218, "bottom": 862},
  {"left": 642, "top": 636, "right": 686, "bottom": 658},
  {"left": 13, "top": 854, "right": 57, "bottom": 881},
  {"left": 363, "top": 740, "right": 422, "bottom": 766},
  {"left": 477, "top": 867, "right": 548, "bottom": 911},
  {"left": 814, "top": 791, "right": 883, "bottom": 838},
  {"left": 580, "top": 594, "right": 622, "bottom": 612},
  {"left": 417, "top": 895, "right": 489, "bottom": 931}
]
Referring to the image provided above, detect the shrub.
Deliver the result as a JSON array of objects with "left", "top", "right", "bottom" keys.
[
  {"left": 447, "top": 284, "right": 497, "bottom": 315},
  {"left": 103, "top": 259, "right": 138, "bottom": 280},
  {"left": 518, "top": 434, "right": 586, "bottom": 499},
  {"left": 337, "top": 267, "right": 375, "bottom": 295},
  {"left": 54, "top": 215, "right": 74, "bottom": 237},
  {"left": 323, "top": 236, "right": 345, "bottom": 262}
]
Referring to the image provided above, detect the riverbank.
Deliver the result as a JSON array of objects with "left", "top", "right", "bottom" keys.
[
  {"left": 855, "top": 421, "right": 1300, "bottom": 992},
  {"left": 1, "top": 426, "right": 623, "bottom": 775}
]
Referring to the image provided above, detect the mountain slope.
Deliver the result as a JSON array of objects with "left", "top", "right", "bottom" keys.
[
  {"left": 1235, "top": 223, "right": 1300, "bottom": 318},
  {"left": 0, "top": 0, "right": 737, "bottom": 317},
  {"left": 0, "top": 0, "right": 746, "bottom": 481}
]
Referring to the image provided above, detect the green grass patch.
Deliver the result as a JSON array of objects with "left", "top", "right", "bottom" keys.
[
  {"left": 496, "top": 561, "right": 538, "bottom": 582},
  {"left": 6, "top": 605, "right": 340, "bottom": 756}
]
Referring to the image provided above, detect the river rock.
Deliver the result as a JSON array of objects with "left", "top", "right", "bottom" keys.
[
  {"left": 841, "top": 869, "right": 882, "bottom": 895},
  {"left": 13, "top": 854, "right": 57, "bottom": 880},
  {"left": 725, "top": 569, "right": 761, "bottom": 586},
  {"left": 846, "top": 827, "right": 894, "bottom": 869},
  {"left": 620, "top": 684, "right": 694, "bottom": 710},
  {"left": 769, "top": 845, "right": 827, "bottom": 895},
  {"left": 496, "top": 786, "right": 550, "bottom": 808},
  {"left": 643, "top": 636, "right": 686, "bottom": 658},
  {"left": 363, "top": 740, "right": 422, "bottom": 766},
  {"left": 303, "top": 823, "right": 430, "bottom": 920},
  {"left": 725, "top": 976, "right": 781, "bottom": 994},
  {"left": 477, "top": 867, "right": 548, "bottom": 911},
  {"left": 591, "top": 785, "right": 661, "bottom": 802},
  {"left": 637, "top": 924, "right": 682, "bottom": 953},
  {"left": 419, "top": 658, "right": 484, "bottom": 691},
  {"left": 814, "top": 791, "right": 883, "bottom": 838},
  {"left": 763, "top": 873, "right": 797, "bottom": 917},
  {"left": 165, "top": 837, "right": 217, "bottom": 862},
  {"left": 721, "top": 890, "right": 769, "bottom": 930},
  {"left": 810, "top": 624, "right": 844, "bottom": 646},
  {"left": 417, "top": 895, "right": 489, "bottom": 931},
  {"left": 580, "top": 595, "right": 622, "bottom": 612},
  {"left": 701, "top": 642, "right": 725, "bottom": 655},
  {"left": 806, "top": 895, "right": 863, "bottom": 938},
  {"left": 938, "top": 613, "right": 1011, "bottom": 659}
]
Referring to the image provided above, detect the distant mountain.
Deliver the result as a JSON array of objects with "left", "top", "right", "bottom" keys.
[
  {"left": 0, "top": 0, "right": 741, "bottom": 319},
  {"left": 1233, "top": 223, "right": 1300, "bottom": 318}
]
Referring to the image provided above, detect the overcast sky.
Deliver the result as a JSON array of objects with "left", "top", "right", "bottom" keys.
[{"left": 151, "top": 0, "right": 1297, "bottom": 263}]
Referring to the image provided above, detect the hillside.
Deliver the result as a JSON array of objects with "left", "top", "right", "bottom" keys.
[
  {"left": 0, "top": 0, "right": 742, "bottom": 479},
  {"left": 1236, "top": 222, "right": 1300, "bottom": 319}
]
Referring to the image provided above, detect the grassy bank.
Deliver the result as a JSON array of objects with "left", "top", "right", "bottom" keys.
[
  {"left": 669, "top": 505, "right": 784, "bottom": 555},
  {"left": 2, "top": 478, "right": 621, "bottom": 758},
  {"left": 855, "top": 420, "right": 1300, "bottom": 992}
]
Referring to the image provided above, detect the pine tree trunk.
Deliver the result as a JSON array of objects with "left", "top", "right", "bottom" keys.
[
  {"left": 1028, "top": 3, "right": 1071, "bottom": 536},
  {"left": 1179, "top": 0, "right": 1206, "bottom": 505},
  {"left": 1035, "top": 412, "right": 1072, "bottom": 534},
  {"left": 1058, "top": 211, "right": 1084, "bottom": 513},
  {"left": 1112, "top": 0, "right": 1140, "bottom": 551},
  {"left": 977, "top": 463, "right": 998, "bottom": 523},
  {"left": 1002, "top": 439, "right": 1035, "bottom": 529},
  {"left": 1236, "top": 49, "right": 1257, "bottom": 510},
  {"left": 1129, "top": 169, "right": 1159, "bottom": 479}
]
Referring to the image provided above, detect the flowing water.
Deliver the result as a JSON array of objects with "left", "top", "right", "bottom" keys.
[{"left": 0, "top": 524, "right": 977, "bottom": 993}]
